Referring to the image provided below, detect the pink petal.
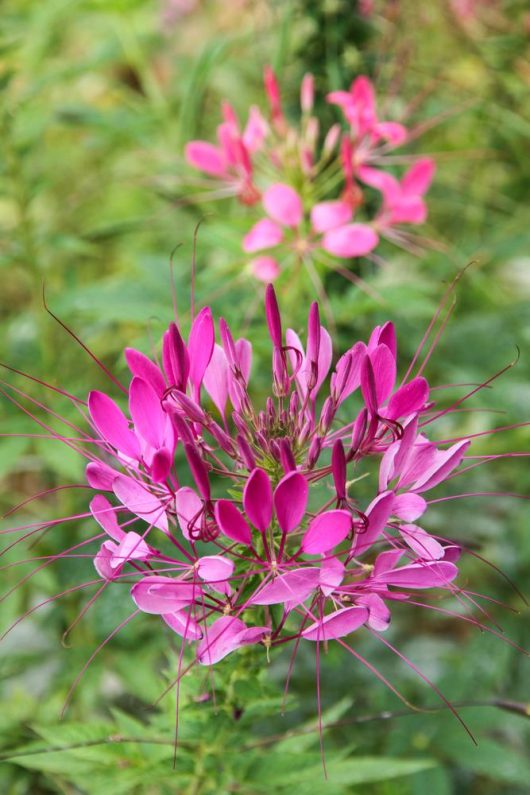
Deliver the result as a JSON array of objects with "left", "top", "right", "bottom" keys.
[
  {"left": 243, "top": 468, "right": 273, "bottom": 532},
  {"left": 111, "top": 531, "right": 151, "bottom": 567},
  {"left": 376, "top": 561, "right": 458, "bottom": 589},
  {"left": 88, "top": 391, "right": 140, "bottom": 460},
  {"left": 402, "top": 158, "right": 436, "bottom": 196},
  {"left": 385, "top": 376, "right": 429, "bottom": 420},
  {"left": 355, "top": 593, "right": 391, "bottom": 631},
  {"left": 197, "top": 555, "right": 234, "bottom": 595},
  {"left": 113, "top": 475, "right": 168, "bottom": 533},
  {"left": 368, "top": 322, "right": 397, "bottom": 359},
  {"left": 263, "top": 183, "right": 303, "bottom": 228},
  {"left": 125, "top": 348, "right": 166, "bottom": 398},
  {"left": 322, "top": 223, "right": 378, "bottom": 258},
  {"left": 370, "top": 343, "right": 396, "bottom": 404},
  {"left": 163, "top": 610, "right": 203, "bottom": 641},
  {"left": 399, "top": 524, "right": 444, "bottom": 560},
  {"left": 129, "top": 377, "right": 166, "bottom": 450},
  {"left": 214, "top": 499, "right": 252, "bottom": 546},
  {"left": 392, "top": 492, "right": 427, "bottom": 522},
  {"left": 302, "top": 510, "right": 352, "bottom": 555},
  {"left": 131, "top": 576, "right": 199, "bottom": 614},
  {"left": 188, "top": 307, "right": 215, "bottom": 399},
  {"left": 354, "top": 490, "right": 394, "bottom": 553},
  {"left": 242, "top": 105, "right": 268, "bottom": 152},
  {"left": 413, "top": 440, "right": 470, "bottom": 493},
  {"left": 185, "top": 141, "right": 226, "bottom": 176},
  {"left": 90, "top": 495, "right": 124, "bottom": 542},
  {"left": 273, "top": 471, "right": 308, "bottom": 534},
  {"left": 359, "top": 166, "right": 400, "bottom": 199},
  {"left": 94, "top": 541, "right": 117, "bottom": 580},
  {"left": 150, "top": 448, "right": 172, "bottom": 483},
  {"left": 86, "top": 461, "right": 119, "bottom": 490},
  {"left": 250, "top": 256, "right": 280, "bottom": 282},
  {"left": 243, "top": 218, "right": 284, "bottom": 253},
  {"left": 197, "top": 616, "right": 268, "bottom": 665},
  {"left": 203, "top": 344, "right": 229, "bottom": 417},
  {"left": 302, "top": 606, "right": 369, "bottom": 641},
  {"left": 310, "top": 201, "right": 352, "bottom": 234},
  {"left": 389, "top": 196, "right": 427, "bottom": 225},
  {"left": 250, "top": 568, "right": 321, "bottom": 606},
  {"left": 332, "top": 342, "right": 366, "bottom": 405},
  {"left": 319, "top": 556, "right": 345, "bottom": 597},
  {"left": 175, "top": 486, "right": 203, "bottom": 541},
  {"left": 373, "top": 121, "right": 408, "bottom": 146}
]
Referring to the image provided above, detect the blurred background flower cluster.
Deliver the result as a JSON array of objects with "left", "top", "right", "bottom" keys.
[{"left": 1, "top": 1, "right": 529, "bottom": 793}]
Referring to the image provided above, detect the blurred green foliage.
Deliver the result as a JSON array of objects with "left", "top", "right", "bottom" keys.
[{"left": 1, "top": 0, "right": 530, "bottom": 793}]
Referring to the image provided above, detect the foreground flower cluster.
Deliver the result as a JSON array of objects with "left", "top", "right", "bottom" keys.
[{"left": 185, "top": 69, "right": 435, "bottom": 280}]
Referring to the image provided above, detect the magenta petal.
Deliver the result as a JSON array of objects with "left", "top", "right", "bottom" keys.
[
  {"left": 392, "top": 492, "right": 427, "bottom": 522},
  {"left": 214, "top": 499, "right": 252, "bottom": 546},
  {"left": 250, "top": 568, "right": 321, "bottom": 606},
  {"left": 399, "top": 524, "right": 444, "bottom": 561},
  {"left": 111, "top": 531, "right": 151, "bottom": 567},
  {"left": 263, "top": 183, "right": 303, "bottom": 228},
  {"left": 188, "top": 307, "right": 215, "bottom": 397},
  {"left": 163, "top": 611, "right": 203, "bottom": 640},
  {"left": 354, "top": 490, "right": 394, "bottom": 553},
  {"left": 197, "top": 555, "right": 234, "bottom": 595},
  {"left": 90, "top": 495, "right": 123, "bottom": 542},
  {"left": 113, "top": 475, "right": 168, "bottom": 533},
  {"left": 377, "top": 561, "right": 458, "bottom": 589},
  {"left": 94, "top": 541, "right": 117, "bottom": 580},
  {"left": 197, "top": 616, "right": 268, "bottom": 665},
  {"left": 185, "top": 141, "right": 226, "bottom": 176},
  {"left": 356, "top": 593, "right": 391, "bottom": 631},
  {"left": 374, "top": 121, "right": 408, "bottom": 146},
  {"left": 402, "top": 158, "right": 436, "bottom": 196},
  {"left": 125, "top": 348, "right": 166, "bottom": 398},
  {"left": 322, "top": 223, "right": 379, "bottom": 258},
  {"left": 302, "top": 510, "right": 352, "bottom": 555},
  {"left": 370, "top": 343, "right": 396, "bottom": 405},
  {"left": 129, "top": 376, "right": 166, "bottom": 450},
  {"left": 88, "top": 390, "right": 140, "bottom": 460},
  {"left": 150, "top": 448, "right": 172, "bottom": 483},
  {"left": 386, "top": 377, "right": 429, "bottom": 420},
  {"left": 175, "top": 486, "right": 203, "bottom": 541},
  {"left": 131, "top": 576, "right": 199, "bottom": 614},
  {"left": 413, "top": 440, "right": 470, "bottom": 492},
  {"left": 273, "top": 471, "right": 308, "bottom": 534},
  {"left": 86, "top": 461, "right": 119, "bottom": 490},
  {"left": 310, "top": 200, "right": 352, "bottom": 234},
  {"left": 243, "top": 218, "right": 283, "bottom": 252},
  {"left": 243, "top": 468, "right": 273, "bottom": 532},
  {"left": 302, "top": 606, "right": 369, "bottom": 641},
  {"left": 319, "top": 556, "right": 345, "bottom": 597}
]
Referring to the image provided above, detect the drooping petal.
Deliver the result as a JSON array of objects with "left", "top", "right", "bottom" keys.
[
  {"left": 197, "top": 616, "right": 268, "bottom": 665},
  {"left": 273, "top": 471, "right": 308, "bottom": 534},
  {"left": 131, "top": 576, "right": 199, "bottom": 614},
  {"left": 243, "top": 468, "right": 273, "bottom": 532},
  {"left": 94, "top": 541, "right": 117, "bottom": 580},
  {"left": 319, "top": 556, "right": 345, "bottom": 597},
  {"left": 86, "top": 461, "right": 119, "bottom": 490},
  {"left": 310, "top": 200, "right": 352, "bottom": 234},
  {"left": 354, "top": 490, "right": 394, "bottom": 553},
  {"left": 111, "top": 531, "right": 151, "bottom": 567},
  {"left": 90, "top": 495, "right": 124, "bottom": 542},
  {"left": 250, "top": 568, "right": 321, "bottom": 606},
  {"left": 243, "top": 218, "right": 283, "bottom": 252},
  {"left": 322, "top": 223, "right": 379, "bottom": 258},
  {"left": 302, "top": 510, "right": 352, "bottom": 555},
  {"left": 398, "top": 524, "right": 444, "bottom": 561},
  {"left": 302, "top": 606, "right": 369, "bottom": 641},
  {"left": 214, "top": 499, "right": 252, "bottom": 546},
  {"left": 175, "top": 486, "right": 203, "bottom": 541},
  {"left": 88, "top": 391, "right": 140, "bottom": 460},
  {"left": 355, "top": 593, "right": 391, "bottom": 631},
  {"left": 197, "top": 555, "right": 234, "bottom": 595},
  {"left": 163, "top": 611, "right": 203, "bottom": 641},
  {"left": 413, "top": 440, "right": 470, "bottom": 493},
  {"left": 392, "top": 492, "right": 427, "bottom": 522},
  {"left": 376, "top": 560, "right": 458, "bottom": 589},
  {"left": 263, "top": 183, "right": 303, "bottom": 228},
  {"left": 113, "top": 475, "right": 168, "bottom": 533},
  {"left": 185, "top": 141, "right": 226, "bottom": 176}
]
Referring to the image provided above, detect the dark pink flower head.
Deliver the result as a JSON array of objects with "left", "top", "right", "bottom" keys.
[{"left": 4, "top": 282, "right": 524, "bottom": 739}]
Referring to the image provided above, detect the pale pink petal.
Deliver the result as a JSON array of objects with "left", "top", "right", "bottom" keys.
[
  {"left": 175, "top": 486, "right": 203, "bottom": 541},
  {"left": 111, "top": 531, "right": 151, "bottom": 568},
  {"left": 413, "top": 440, "right": 470, "bottom": 493},
  {"left": 302, "top": 510, "right": 352, "bottom": 555},
  {"left": 163, "top": 610, "right": 203, "bottom": 640},
  {"left": 250, "top": 568, "right": 321, "bottom": 606},
  {"left": 250, "top": 256, "right": 280, "bottom": 282},
  {"left": 399, "top": 524, "right": 444, "bottom": 561},
  {"left": 302, "top": 606, "right": 369, "bottom": 641},
  {"left": 243, "top": 218, "right": 283, "bottom": 253},
  {"left": 273, "top": 471, "right": 308, "bottom": 534},
  {"left": 113, "top": 475, "right": 168, "bottom": 533},
  {"left": 90, "top": 495, "right": 124, "bottom": 542},
  {"left": 310, "top": 201, "right": 352, "bottom": 234},
  {"left": 322, "top": 223, "right": 378, "bottom": 258},
  {"left": 243, "top": 468, "right": 273, "bottom": 532},
  {"left": 263, "top": 183, "right": 303, "bottom": 228},
  {"left": 185, "top": 141, "right": 226, "bottom": 176},
  {"left": 355, "top": 593, "right": 391, "bottom": 631},
  {"left": 94, "top": 541, "right": 117, "bottom": 580},
  {"left": 88, "top": 391, "right": 140, "bottom": 460},
  {"left": 392, "top": 493, "right": 427, "bottom": 522}
]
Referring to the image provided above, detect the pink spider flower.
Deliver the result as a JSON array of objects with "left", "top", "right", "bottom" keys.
[{"left": 2, "top": 281, "right": 528, "bottom": 742}]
